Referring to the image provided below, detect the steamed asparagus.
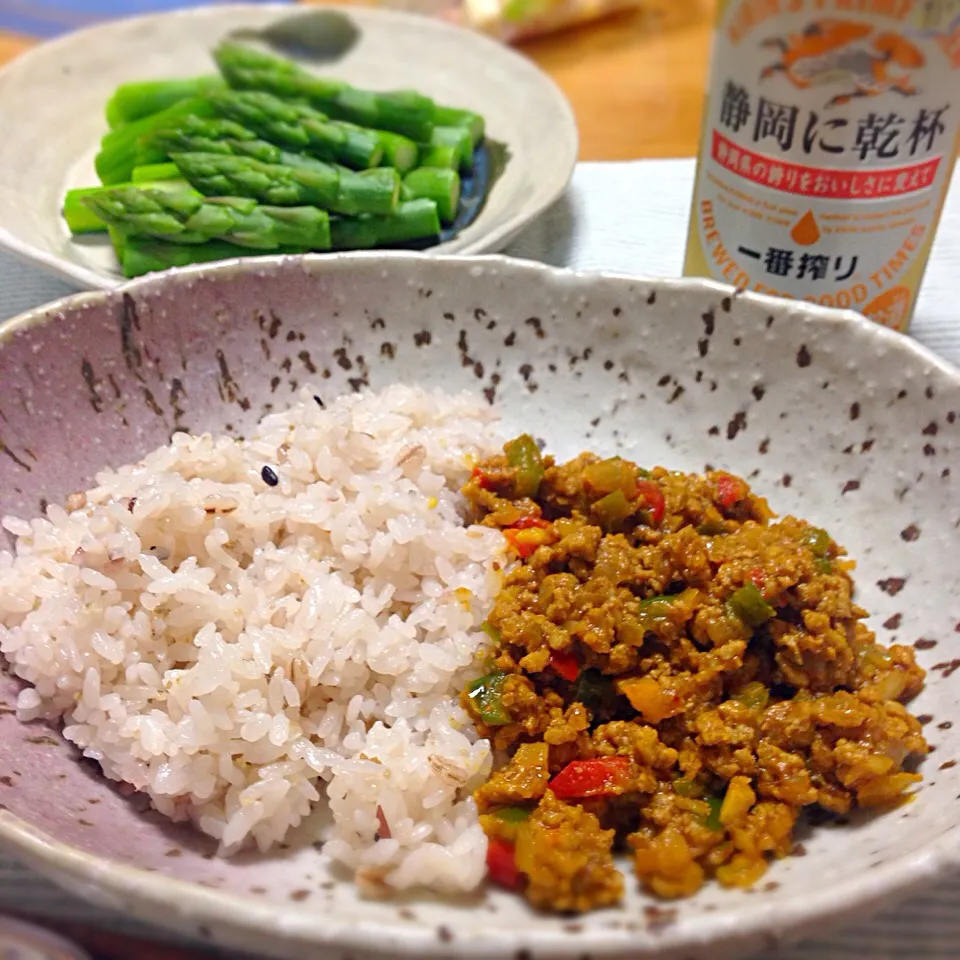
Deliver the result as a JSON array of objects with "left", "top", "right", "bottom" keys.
[
  {"left": 330, "top": 199, "right": 440, "bottom": 249},
  {"left": 149, "top": 112, "right": 418, "bottom": 178},
  {"left": 69, "top": 41, "right": 493, "bottom": 273},
  {"left": 81, "top": 187, "right": 332, "bottom": 250},
  {"left": 118, "top": 236, "right": 298, "bottom": 278},
  {"left": 401, "top": 168, "right": 460, "bottom": 224},
  {"left": 63, "top": 178, "right": 188, "bottom": 234},
  {"left": 367, "top": 130, "right": 418, "bottom": 174},
  {"left": 214, "top": 42, "right": 436, "bottom": 142},
  {"left": 95, "top": 97, "right": 216, "bottom": 184},
  {"left": 171, "top": 152, "right": 400, "bottom": 216},
  {"left": 427, "top": 126, "right": 474, "bottom": 173},
  {"left": 141, "top": 115, "right": 270, "bottom": 163},
  {"left": 145, "top": 116, "right": 326, "bottom": 170},
  {"left": 132, "top": 162, "right": 181, "bottom": 183},
  {"left": 64, "top": 188, "right": 115, "bottom": 234},
  {"left": 417, "top": 143, "right": 461, "bottom": 171},
  {"left": 433, "top": 105, "right": 485, "bottom": 149},
  {"left": 104, "top": 57, "right": 485, "bottom": 149},
  {"left": 105, "top": 75, "right": 225, "bottom": 128},
  {"left": 116, "top": 197, "right": 441, "bottom": 274},
  {"left": 208, "top": 90, "right": 383, "bottom": 169},
  {"left": 214, "top": 43, "right": 482, "bottom": 148}
]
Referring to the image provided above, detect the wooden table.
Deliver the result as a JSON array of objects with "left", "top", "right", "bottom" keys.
[
  {"left": 0, "top": 1, "right": 715, "bottom": 160},
  {"left": 519, "top": 0, "right": 715, "bottom": 159},
  {"left": 0, "top": 2, "right": 714, "bottom": 956}
]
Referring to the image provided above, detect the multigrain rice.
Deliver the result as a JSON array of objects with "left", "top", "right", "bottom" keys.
[{"left": 0, "top": 385, "right": 508, "bottom": 893}]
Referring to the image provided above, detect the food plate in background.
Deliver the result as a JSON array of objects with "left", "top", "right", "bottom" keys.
[{"left": 0, "top": 3, "right": 577, "bottom": 289}]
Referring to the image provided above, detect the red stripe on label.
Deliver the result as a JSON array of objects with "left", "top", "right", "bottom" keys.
[{"left": 710, "top": 131, "right": 941, "bottom": 200}]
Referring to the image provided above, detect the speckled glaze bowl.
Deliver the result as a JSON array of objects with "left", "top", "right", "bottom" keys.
[{"left": 0, "top": 254, "right": 958, "bottom": 960}]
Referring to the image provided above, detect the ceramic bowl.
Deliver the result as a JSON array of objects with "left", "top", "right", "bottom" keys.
[
  {"left": 0, "top": 4, "right": 577, "bottom": 289},
  {"left": 0, "top": 254, "right": 958, "bottom": 960}
]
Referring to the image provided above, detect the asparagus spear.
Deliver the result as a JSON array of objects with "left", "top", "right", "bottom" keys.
[
  {"left": 417, "top": 143, "right": 461, "bottom": 171},
  {"left": 63, "top": 178, "right": 188, "bottom": 234},
  {"left": 368, "top": 130, "right": 418, "bottom": 174},
  {"left": 213, "top": 42, "right": 436, "bottom": 142},
  {"left": 95, "top": 97, "right": 216, "bottom": 184},
  {"left": 141, "top": 115, "right": 267, "bottom": 163},
  {"left": 208, "top": 90, "right": 383, "bottom": 169},
  {"left": 170, "top": 152, "right": 400, "bottom": 216},
  {"left": 119, "top": 198, "right": 440, "bottom": 276},
  {"left": 132, "top": 162, "right": 181, "bottom": 182},
  {"left": 330, "top": 199, "right": 440, "bottom": 249},
  {"left": 64, "top": 187, "right": 113, "bottom": 234},
  {"left": 105, "top": 76, "right": 225, "bottom": 128},
  {"left": 426, "top": 126, "right": 474, "bottom": 173},
  {"left": 118, "top": 236, "right": 300, "bottom": 278},
  {"left": 432, "top": 105, "right": 485, "bottom": 149},
  {"left": 81, "top": 187, "right": 332, "bottom": 250},
  {"left": 144, "top": 116, "right": 323, "bottom": 170},
  {"left": 149, "top": 111, "right": 414, "bottom": 179},
  {"left": 401, "top": 168, "right": 460, "bottom": 223},
  {"left": 107, "top": 225, "right": 127, "bottom": 260}
]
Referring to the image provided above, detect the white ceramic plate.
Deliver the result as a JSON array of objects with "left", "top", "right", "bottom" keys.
[
  {"left": 0, "top": 254, "right": 958, "bottom": 960},
  {"left": 0, "top": 4, "right": 577, "bottom": 289}
]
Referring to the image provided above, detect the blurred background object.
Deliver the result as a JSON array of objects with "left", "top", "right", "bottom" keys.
[
  {"left": 0, "top": 915, "right": 92, "bottom": 959},
  {"left": 0, "top": 0, "right": 716, "bottom": 160},
  {"left": 355, "top": 0, "right": 646, "bottom": 43},
  {"left": 0, "top": 0, "right": 282, "bottom": 38}
]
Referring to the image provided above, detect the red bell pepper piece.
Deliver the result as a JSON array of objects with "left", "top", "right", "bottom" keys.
[
  {"left": 713, "top": 472, "right": 748, "bottom": 510},
  {"left": 503, "top": 522, "right": 555, "bottom": 559},
  {"left": 503, "top": 529, "right": 538, "bottom": 559},
  {"left": 549, "top": 756, "right": 634, "bottom": 800},
  {"left": 472, "top": 466, "right": 492, "bottom": 490},
  {"left": 511, "top": 515, "right": 550, "bottom": 530},
  {"left": 637, "top": 479, "right": 666, "bottom": 527},
  {"left": 549, "top": 650, "right": 580, "bottom": 682},
  {"left": 748, "top": 567, "right": 765, "bottom": 589},
  {"left": 486, "top": 836, "right": 521, "bottom": 889}
]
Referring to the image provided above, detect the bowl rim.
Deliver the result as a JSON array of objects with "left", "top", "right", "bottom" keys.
[
  {"left": 0, "top": 3, "right": 578, "bottom": 290},
  {"left": 1, "top": 251, "right": 959, "bottom": 958}
]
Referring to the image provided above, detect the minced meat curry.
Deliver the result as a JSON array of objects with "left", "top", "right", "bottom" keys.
[{"left": 461, "top": 436, "right": 929, "bottom": 913}]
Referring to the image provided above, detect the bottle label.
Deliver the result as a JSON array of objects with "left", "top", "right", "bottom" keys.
[{"left": 684, "top": 0, "right": 960, "bottom": 330}]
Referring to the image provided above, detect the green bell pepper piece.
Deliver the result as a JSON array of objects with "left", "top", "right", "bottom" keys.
[
  {"left": 728, "top": 584, "right": 775, "bottom": 628},
  {"left": 467, "top": 670, "right": 512, "bottom": 725},
  {"left": 505, "top": 434, "right": 544, "bottom": 499}
]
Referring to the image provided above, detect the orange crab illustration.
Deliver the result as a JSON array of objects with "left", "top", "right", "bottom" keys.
[{"left": 760, "top": 19, "right": 926, "bottom": 107}]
